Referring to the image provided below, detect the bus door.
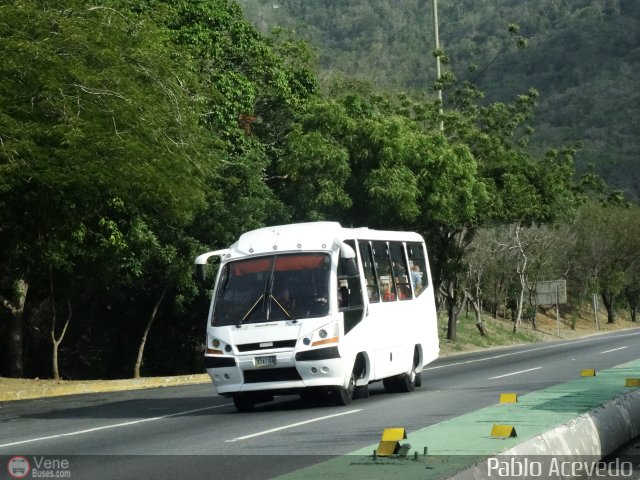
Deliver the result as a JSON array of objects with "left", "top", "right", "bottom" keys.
[{"left": 337, "top": 240, "right": 365, "bottom": 336}]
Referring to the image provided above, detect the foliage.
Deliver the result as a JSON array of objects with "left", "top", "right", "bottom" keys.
[
  {"left": 570, "top": 202, "right": 640, "bottom": 323},
  {"left": 238, "top": 0, "right": 640, "bottom": 200},
  {"left": 0, "top": 0, "right": 631, "bottom": 378}
]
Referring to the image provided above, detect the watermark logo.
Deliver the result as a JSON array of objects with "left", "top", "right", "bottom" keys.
[
  {"left": 7, "top": 456, "right": 30, "bottom": 479},
  {"left": 487, "top": 456, "right": 635, "bottom": 478}
]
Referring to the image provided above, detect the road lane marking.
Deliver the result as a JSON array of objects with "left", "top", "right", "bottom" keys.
[
  {"left": 489, "top": 367, "right": 542, "bottom": 380},
  {"left": 601, "top": 346, "right": 629, "bottom": 354},
  {"left": 225, "top": 409, "right": 363, "bottom": 442},
  {"left": 424, "top": 331, "right": 640, "bottom": 371},
  {"left": 0, "top": 403, "right": 232, "bottom": 449}
]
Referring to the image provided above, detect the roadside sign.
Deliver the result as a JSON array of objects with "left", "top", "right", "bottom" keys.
[{"left": 535, "top": 280, "right": 567, "bottom": 305}]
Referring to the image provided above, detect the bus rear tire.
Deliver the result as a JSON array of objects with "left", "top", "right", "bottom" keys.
[
  {"left": 383, "top": 376, "right": 398, "bottom": 393},
  {"left": 397, "top": 370, "right": 416, "bottom": 393},
  {"left": 383, "top": 369, "right": 416, "bottom": 393}
]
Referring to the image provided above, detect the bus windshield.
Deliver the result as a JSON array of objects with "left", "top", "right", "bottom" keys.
[{"left": 212, "top": 253, "right": 331, "bottom": 326}]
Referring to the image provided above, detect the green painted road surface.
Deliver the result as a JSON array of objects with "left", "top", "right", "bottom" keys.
[{"left": 278, "top": 358, "right": 640, "bottom": 480}]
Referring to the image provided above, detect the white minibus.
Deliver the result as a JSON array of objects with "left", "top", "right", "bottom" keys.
[{"left": 195, "top": 222, "right": 439, "bottom": 411}]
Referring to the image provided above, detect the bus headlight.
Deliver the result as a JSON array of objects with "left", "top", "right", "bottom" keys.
[
  {"left": 303, "top": 323, "right": 339, "bottom": 347},
  {"left": 207, "top": 336, "right": 230, "bottom": 355}
]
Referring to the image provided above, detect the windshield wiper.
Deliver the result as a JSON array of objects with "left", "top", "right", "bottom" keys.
[
  {"left": 270, "top": 295, "right": 296, "bottom": 323},
  {"left": 236, "top": 293, "right": 265, "bottom": 327}
]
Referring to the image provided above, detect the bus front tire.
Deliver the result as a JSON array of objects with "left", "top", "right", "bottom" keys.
[
  {"left": 353, "top": 384, "right": 369, "bottom": 399},
  {"left": 233, "top": 393, "right": 257, "bottom": 412},
  {"left": 331, "top": 372, "right": 356, "bottom": 406}
]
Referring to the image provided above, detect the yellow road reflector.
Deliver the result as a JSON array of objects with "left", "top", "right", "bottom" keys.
[
  {"left": 499, "top": 393, "right": 518, "bottom": 404},
  {"left": 376, "top": 428, "right": 407, "bottom": 456},
  {"left": 490, "top": 425, "right": 517, "bottom": 438},
  {"left": 625, "top": 378, "right": 640, "bottom": 387},
  {"left": 581, "top": 369, "right": 596, "bottom": 377}
]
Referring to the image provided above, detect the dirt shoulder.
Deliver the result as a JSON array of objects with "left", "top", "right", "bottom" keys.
[{"left": 0, "top": 374, "right": 210, "bottom": 402}]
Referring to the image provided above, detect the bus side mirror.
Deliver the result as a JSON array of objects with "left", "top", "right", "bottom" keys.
[{"left": 194, "top": 249, "right": 229, "bottom": 289}]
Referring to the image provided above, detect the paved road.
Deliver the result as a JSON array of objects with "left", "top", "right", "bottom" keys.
[{"left": 1, "top": 329, "right": 639, "bottom": 479}]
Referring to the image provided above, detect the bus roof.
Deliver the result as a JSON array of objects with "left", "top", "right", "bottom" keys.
[{"left": 230, "top": 222, "right": 424, "bottom": 258}]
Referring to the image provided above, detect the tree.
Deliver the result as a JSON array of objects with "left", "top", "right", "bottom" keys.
[
  {"left": 572, "top": 202, "right": 640, "bottom": 323},
  {"left": 0, "top": 0, "right": 218, "bottom": 377}
]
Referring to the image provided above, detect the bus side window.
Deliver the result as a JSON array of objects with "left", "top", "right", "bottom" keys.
[
  {"left": 372, "top": 241, "right": 396, "bottom": 302},
  {"left": 389, "top": 242, "right": 411, "bottom": 300},
  {"left": 407, "top": 242, "right": 428, "bottom": 296},
  {"left": 358, "top": 240, "right": 380, "bottom": 303}
]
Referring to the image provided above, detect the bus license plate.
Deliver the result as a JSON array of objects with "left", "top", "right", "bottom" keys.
[{"left": 254, "top": 355, "right": 276, "bottom": 368}]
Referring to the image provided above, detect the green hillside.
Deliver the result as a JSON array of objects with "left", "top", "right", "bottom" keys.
[{"left": 237, "top": 0, "right": 640, "bottom": 199}]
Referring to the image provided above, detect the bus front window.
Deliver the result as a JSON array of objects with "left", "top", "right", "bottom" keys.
[{"left": 212, "top": 253, "right": 331, "bottom": 326}]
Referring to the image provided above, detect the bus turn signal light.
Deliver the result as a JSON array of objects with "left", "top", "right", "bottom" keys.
[{"left": 311, "top": 336, "right": 339, "bottom": 347}]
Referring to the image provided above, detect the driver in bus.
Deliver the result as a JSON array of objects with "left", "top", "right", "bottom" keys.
[{"left": 277, "top": 286, "right": 295, "bottom": 313}]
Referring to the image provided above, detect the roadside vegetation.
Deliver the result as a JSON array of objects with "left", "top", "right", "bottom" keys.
[
  {"left": 438, "top": 309, "right": 638, "bottom": 356},
  {"left": 1, "top": 0, "right": 638, "bottom": 381}
]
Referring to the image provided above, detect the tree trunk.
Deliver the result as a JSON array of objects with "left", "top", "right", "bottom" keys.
[
  {"left": 512, "top": 224, "right": 527, "bottom": 334},
  {"left": 531, "top": 307, "right": 538, "bottom": 331},
  {"left": 446, "top": 299, "right": 457, "bottom": 341},
  {"left": 1, "top": 279, "right": 29, "bottom": 378},
  {"left": 627, "top": 292, "right": 638, "bottom": 323},
  {"left": 49, "top": 270, "right": 73, "bottom": 380},
  {"left": 465, "top": 291, "right": 487, "bottom": 336},
  {"left": 445, "top": 278, "right": 459, "bottom": 341},
  {"left": 134, "top": 285, "right": 168, "bottom": 378},
  {"left": 51, "top": 300, "right": 72, "bottom": 381},
  {"left": 601, "top": 292, "right": 616, "bottom": 323}
]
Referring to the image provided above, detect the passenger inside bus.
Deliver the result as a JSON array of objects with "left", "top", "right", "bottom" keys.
[
  {"left": 411, "top": 264, "right": 423, "bottom": 294},
  {"left": 382, "top": 282, "right": 395, "bottom": 301}
]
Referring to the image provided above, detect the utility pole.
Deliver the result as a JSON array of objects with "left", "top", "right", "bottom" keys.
[{"left": 432, "top": 0, "right": 443, "bottom": 131}]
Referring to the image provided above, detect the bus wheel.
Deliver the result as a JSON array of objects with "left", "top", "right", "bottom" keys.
[
  {"left": 233, "top": 394, "right": 256, "bottom": 412},
  {"left": 413, "top": 347, "right": 422, "bottom": 388},
  {"left": 384, "top": 369, "right": 416, "bottom": 393},
  {"left": 382, "top": 376, "right": 398, "bottom": 393},
  {"left": 331, "top": 372, "right": 355, "bottom": 406},
  {"left": 354, "top": 384, "right": 369, "bottom": 399},
  {"left": 396, "top": 369, "right": 416, "bottom": 393}
]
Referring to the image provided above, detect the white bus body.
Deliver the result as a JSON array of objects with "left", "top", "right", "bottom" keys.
[{"left": 195, "top": 222, "right": 439, "bottom": 411}]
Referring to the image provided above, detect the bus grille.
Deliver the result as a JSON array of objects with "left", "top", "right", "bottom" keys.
[
  {"left": 243, "top": 368, "right": 301, "bottom": 383},
  {"left": 237, "top": 340, "right": 297, "bottom": 352}
]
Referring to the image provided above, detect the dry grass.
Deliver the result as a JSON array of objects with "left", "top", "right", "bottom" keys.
[{"left": 438, "top": 304, "right": 639, "bottom": 356}]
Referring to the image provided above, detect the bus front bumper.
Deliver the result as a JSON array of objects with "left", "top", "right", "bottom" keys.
[{"left": 204, "top": 348, "right": 349, "bottom": 395}]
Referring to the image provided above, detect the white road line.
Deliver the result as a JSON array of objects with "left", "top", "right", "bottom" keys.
[
  {"left": 489, "top": 367, "right": 542, "bottom": 380},
  {"left": 225, "top": 409, "right": 363, "bottom": 442},
  {"left": 0, "top": 403, "right": 232, "bottom": 449},
  {"left": 424, "top": 331, "right": 640, "bottom": 371},
  {"left": 601, "top": 346, "right": 629, "bottom": 354}
]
